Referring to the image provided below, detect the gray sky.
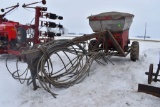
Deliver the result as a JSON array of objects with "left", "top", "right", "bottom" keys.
[{"left": 0, "top": 0, "right": 160, "bottom": 38}]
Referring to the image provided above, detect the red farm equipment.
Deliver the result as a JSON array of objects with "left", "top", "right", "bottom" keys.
[
  {"left": 0, "top": 0, "right": 63, "bottom": 57},
  {"left": 3, "top": 10, "right": 139, "bottom": 97},
  {"left": 87, "top": 12, "right": 139, "bottom": 61}
]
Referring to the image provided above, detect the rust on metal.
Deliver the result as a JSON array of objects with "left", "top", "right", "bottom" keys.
[
  {"left": 138, "top": 84, "right": 160, "bottom": 97},
  {"left": 107, "top": 30, "right": 125, "bottom": 55},
  {"left": 72, "top": 31, "right": 107, "bottom": 42},
  {"left": 72, "top": 30, "right": 125, "bottom": 56},
  {"left": 148, "top": 64, "right": 153, "bottom": 84},
  {"left": 22, "top": 30, "right": 127, "bottom": 61}
]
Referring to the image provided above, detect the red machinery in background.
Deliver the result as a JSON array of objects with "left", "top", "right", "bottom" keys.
[
  {"left": 0, "top": 0, "right": 63, "bottom": 56},
  {"left": 87, "top": 12, "right": 139, "bottom": 61}
]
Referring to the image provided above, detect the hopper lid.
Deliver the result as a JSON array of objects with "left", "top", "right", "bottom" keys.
[{"left": 88, "top": 11, "right": 134, "bottom": 20}]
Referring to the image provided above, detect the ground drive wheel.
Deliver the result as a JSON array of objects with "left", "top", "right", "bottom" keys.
[
  {"left": 130, "top": 41, "right": 139, "bottom": 61},
  {"left": 148, "top": 64, "right": 153, "bottom": 84},
  {"left": 88, "top": 40, "right": 98, "bottom": 52}
]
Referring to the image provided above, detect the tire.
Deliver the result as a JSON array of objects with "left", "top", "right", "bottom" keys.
[
  {"left": 88, "top": 40, "right": 98, "bottom": 52},
  {"left": 130, "top": 41, "right": 139, "bottom": 61},
  {"left": 17, "top": 27, "right": 27, "bottom": 43}
]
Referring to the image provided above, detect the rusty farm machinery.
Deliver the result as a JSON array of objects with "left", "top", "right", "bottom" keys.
[
  {"left": 138, "top": 54, "right": 160, "bottom": 97},
  {"left": 1, "top": 1, "right": 140, "bottom": 97}
]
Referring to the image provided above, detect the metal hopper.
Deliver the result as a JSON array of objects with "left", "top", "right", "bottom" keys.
[{"left": 88, "top": 11, "right": 134, "bottom": 32}]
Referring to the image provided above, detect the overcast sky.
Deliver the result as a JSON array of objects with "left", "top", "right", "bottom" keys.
[{"left": 0, "top": 0, "right": 160, "bottom": 38}]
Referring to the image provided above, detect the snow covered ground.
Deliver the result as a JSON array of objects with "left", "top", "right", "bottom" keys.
[{"left": 0, "top": 40, "right": 160, "bottom": 107}]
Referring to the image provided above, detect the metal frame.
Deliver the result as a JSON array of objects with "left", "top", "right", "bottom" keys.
[{"left": 138, "top": 59, "right": 160, "bottom": 97}]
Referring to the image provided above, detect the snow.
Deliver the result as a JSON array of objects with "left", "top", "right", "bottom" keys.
[{"left": 0, "top": 40, "right": 160, "bottom": 107}]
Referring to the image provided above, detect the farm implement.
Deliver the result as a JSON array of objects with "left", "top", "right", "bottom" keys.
[
  {"left": 87, "top": 12, "right": 139, "bottom": 61},
  {"left": 138, "top": 55, "right": 160, "bottom": 97},
  {"left": 0, "top": 0, "right": 63, "bottom": 57},
  {"left": 6, "top": 11, "right": 139, "bottom": 97},
  {"left": 1, "top": 1, "right": 139, "bottom": 97}
]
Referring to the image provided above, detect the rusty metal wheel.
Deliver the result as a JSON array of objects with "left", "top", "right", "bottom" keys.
[{"left": 148, "top": 64, "right": 153, "bottom": 84}]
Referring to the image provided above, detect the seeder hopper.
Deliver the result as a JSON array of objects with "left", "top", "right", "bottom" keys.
[{"left": 74, "top": 11, "right": 139, "bottom": 61}]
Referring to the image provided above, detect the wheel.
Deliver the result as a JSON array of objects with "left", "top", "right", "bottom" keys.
[
  {"left": 88, "top": 40, "right": 98, "bottom": 52},
  {"left": 17, "top": 27, "right": 27, "bottom": 43},
  {"left": 130, "top": 41, "right": 139, "bottom": 61},
  {"left": 148, "top": 64, "right": 153, "bottom": 84}
]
